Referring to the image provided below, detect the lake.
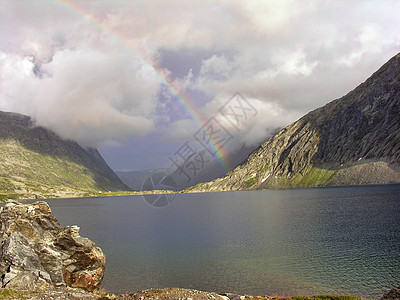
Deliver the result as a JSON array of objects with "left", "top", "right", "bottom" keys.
[{"left": 35, "top": 184, "right": 400, "bottom": 298}]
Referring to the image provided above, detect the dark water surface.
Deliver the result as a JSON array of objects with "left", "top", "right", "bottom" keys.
[{"left": 40, "top": 185, "right": 400, "bottom": 298}]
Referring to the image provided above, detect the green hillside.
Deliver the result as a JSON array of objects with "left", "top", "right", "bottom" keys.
[{"left": 0, "top": 111, "right": 128, "bottom": 201}]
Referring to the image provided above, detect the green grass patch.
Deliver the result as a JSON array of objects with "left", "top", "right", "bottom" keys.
[
  {"left": 0, "top": 289, "right": 31, "bottom": 299},
  {"left": 285, "top": 296, "right": 362, "bottom": 300},
  {"left": 0, "top": 140, "right": 109, "bottom": 200},
  {"left": 244, "top": 177, "right": 257, "bottom": 187},
  {"left": 287, "top": 165, "right": 338, "bottom": 187},
  {"left": 0, "top": 192, "right": 20, "bottom": 202}
]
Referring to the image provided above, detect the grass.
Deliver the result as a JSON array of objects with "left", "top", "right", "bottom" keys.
[
  {"left": 0, "top": 192, "right": 20, "bottom": 202},
  {"left": 288, "top": 165, "right": 338, "bottom": 187},
  {"left": 0, "top": 290, "right": 14, "bottom": 297},
  {"left": 244, "top": 176, "right": 258, "bottom": 187},
  {"left": 0, "top": 289, "right": 39, "bottom": 299},
  {"left": 0, "top": 140, "right": 109, "bottom": 201},
  {"left": 284, "top": 296, "right": 362, "bottom": 300},
  {"left": 244, "top": 296, "right": 363, "bottom": 300}
]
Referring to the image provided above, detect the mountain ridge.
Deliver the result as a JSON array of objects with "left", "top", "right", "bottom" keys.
[
  {"left": 0, "top": 111, "right": 128, "bottom": 200},
  {"left": 187, "top": 52, "right": 400, "bottom": 192}
]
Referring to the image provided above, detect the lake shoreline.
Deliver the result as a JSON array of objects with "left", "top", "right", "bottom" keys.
[
  {"left": 3, "top": 182, "right": 400, "bottom": 204},
  {"left": 0, "top": 287, "right": 371, "bottom": 300}
]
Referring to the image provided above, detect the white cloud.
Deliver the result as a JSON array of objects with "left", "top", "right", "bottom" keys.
[
  {"left": 0, "top": 0, "right": 399, "bottom": 153},
  {"left": 275, "top": 48, "right": 319, "bottom": 76},
  {"left": 204, "top": 95, "right": 299, "bottom": 149},
  {"left": 199, "top": 55, "right": 233, "bottom": 79},
  {"left": 336, "top": 23, "right": 383, "bottom": 67},
  {"left": 0, "top": 48, "right": 159, "bottom": 146}
]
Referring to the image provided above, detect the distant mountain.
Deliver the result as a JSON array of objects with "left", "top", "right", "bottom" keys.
[
  {"left": 187, "top": 52, "right": 400, "bottom": 192},
  {"left": 0, "top": 111, "right": 128, "bottom": 200},
  {"left": 116, "top": 144, "right": 258, "bottom": 191},
  {"left": 116, "top": 168, "right": 170, "bottom": 191}
]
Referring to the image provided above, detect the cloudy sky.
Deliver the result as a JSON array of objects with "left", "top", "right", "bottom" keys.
[{"left": 1, "top": 0, "right": 399, "bottom": 171}]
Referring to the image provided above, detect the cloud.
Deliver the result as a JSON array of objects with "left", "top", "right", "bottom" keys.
[
  {"left": 0, "top": 47, "right": 159, "bottom": 146},
  {"left": 0, "top": 0, "right": 399, "bottom": 161},
  {"left": 199, "top": 55, "right": 234, "bottom": 81},
  {"left": 203, "top": 94, "right": 299, "bottom": 150}
]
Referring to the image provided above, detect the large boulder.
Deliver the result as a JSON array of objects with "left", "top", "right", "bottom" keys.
[{"left": 0, "top": 200, "right": 105, "bottom": 292}]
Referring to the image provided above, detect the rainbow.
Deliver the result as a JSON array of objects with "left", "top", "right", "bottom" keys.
[{"left": 53, "top": 0, "right": 230, "bottom": 172}]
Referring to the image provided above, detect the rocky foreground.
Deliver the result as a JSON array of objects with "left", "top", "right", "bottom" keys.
[
  {"left": 0, "top": 200, "right": 105, "bottom": 292},
  {"left": 0, "top": 287, "right": 270, "bottom": 299},
  {"left": 0, "top": 201, "right": 398, "bottom": 300},
  {"left": 2, "top": 285, "right": 399, "bottom": 300}
]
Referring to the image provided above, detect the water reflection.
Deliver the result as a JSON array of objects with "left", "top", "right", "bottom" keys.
[{"left": 34, "top": 184, "right": 400, "bottom": 298}]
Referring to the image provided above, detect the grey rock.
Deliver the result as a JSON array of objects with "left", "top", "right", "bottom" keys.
[
  {"left": 0, "top": 200, "right": 105, "bottom": 292},
  {"left": 381, "top": 286, "right": 400, "bottom": 300},
  {"left": 132, "top": 288, "right": 230, "bottom": 300},
  {"left": 188, "top": 52, "right": 400, "bottom": 192},
  {"left": 5, "top": 270, "right": 52, "bottom": 291}
]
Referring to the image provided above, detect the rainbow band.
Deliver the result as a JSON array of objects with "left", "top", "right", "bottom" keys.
[{"left": 54, "top": 0, "right": 230, "bottom": 172}]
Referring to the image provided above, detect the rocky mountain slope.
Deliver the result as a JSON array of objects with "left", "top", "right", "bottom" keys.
[
  {"left": 0, "top": 111, "right": 128, "bottom": 200},
  {"left": 187, "top": 52, "right": 400, "bottom": 192}
]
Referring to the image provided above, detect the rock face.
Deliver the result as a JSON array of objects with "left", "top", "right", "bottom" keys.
[
  {"left": 0, "top": 200, "right": 105, "bottom": 292},
  {"left": 187, "top": 52, "right": 400, "bottom": 192},
  {"left": 381, "top": 286, "right": 400, "bottom": 300}
]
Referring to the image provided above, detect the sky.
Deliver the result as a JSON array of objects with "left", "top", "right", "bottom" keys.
[{"left": 0, "top": 0, "right": 399, "bottom": 172}]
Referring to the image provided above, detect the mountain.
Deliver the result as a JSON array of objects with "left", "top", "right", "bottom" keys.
[
  {"left": 0, "top": 111, "right": 128, "bottom": 201},
  {"left": 187, "top": 52, "right": 400, "bottom": 192},
  {"left": 117, "top": 144, "right": 258, "bottom": 191},
  {"left": 116, "top": 168, "right": 170, "bottom": 191}
]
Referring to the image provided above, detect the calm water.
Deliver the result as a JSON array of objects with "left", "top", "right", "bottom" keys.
[{"left": 32, "top": 185, "right": 400, "bottom": 298}]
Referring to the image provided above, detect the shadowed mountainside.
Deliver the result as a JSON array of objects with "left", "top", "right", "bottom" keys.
[{"left": 187, "top": 52, "right": 400, "bottom": 192}]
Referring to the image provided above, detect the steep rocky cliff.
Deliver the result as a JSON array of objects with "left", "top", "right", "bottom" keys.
[
  {"left": 188, "top": 52, "right": 400, "bottom": 192},
  {"left": 0, "top": 111, "right": 128, "bottom": 200}
]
